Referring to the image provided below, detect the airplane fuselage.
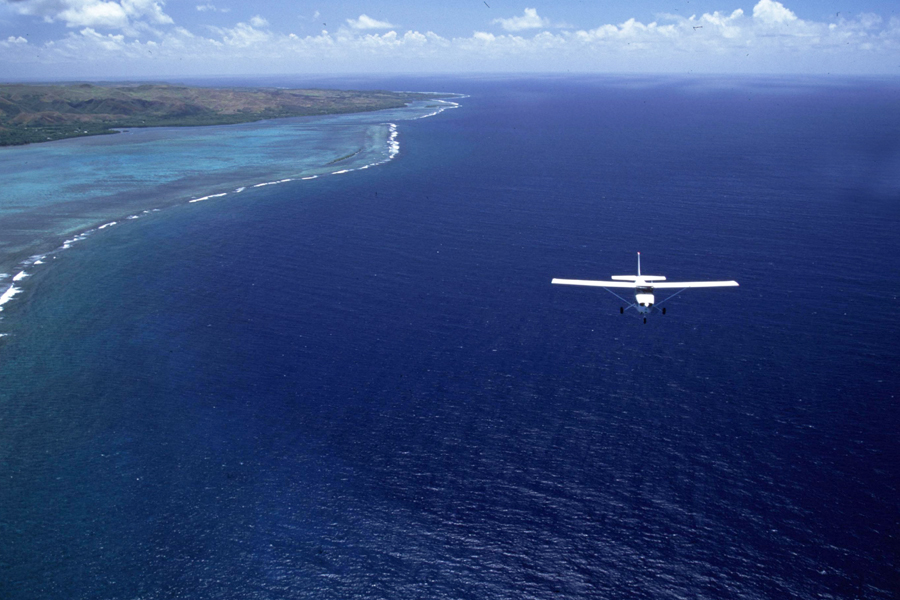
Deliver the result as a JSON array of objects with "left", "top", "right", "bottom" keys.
[{"left": 634, "top": 284, "right": 655, "bottom": 313}]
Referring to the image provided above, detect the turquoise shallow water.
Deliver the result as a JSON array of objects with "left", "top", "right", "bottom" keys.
[{"left": 0, "top": 98, "right": 454, "bottom": 280}]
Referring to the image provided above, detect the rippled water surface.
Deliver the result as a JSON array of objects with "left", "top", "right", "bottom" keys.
[{"left": 0, "top": 76, "right": 898, "bottom": 599}]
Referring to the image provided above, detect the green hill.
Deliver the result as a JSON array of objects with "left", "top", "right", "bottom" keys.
[{"left": 0, "top": 83, "right": 435, "bottom": 146}]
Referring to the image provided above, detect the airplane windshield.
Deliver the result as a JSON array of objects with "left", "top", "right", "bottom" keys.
[{"left": 636, "top": 286, "right": 653, "bottom": 294}]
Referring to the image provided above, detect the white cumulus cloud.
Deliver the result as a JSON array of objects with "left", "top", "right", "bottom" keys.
[
  {"left": 212, "top": 20, "right": 271, "bottom": 47},
  {"left": 492, "top": 8, "right": 549, "bottom": 32},
  {"left": 78, "top": 26, "right": 125, "bottom": 49},
  {"left": 4, "top": 0, "right": 173, "bottom": 29},
  {"left": 195, "top": 3, "right": 228, "bottom": 12},
  {"left": 61, "top": 2, "right": 130, "bottom": 29},
  {"left": 346, "top": 14, "right": 394, "bottom": 30},
  {"left": 752, "top": 0, "right": 798, "bottom": 25},
  {"left": 122, "top": 0, "right": 172, "bottom": 24}
]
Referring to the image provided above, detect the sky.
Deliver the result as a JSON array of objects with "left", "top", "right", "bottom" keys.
[{"left": 0, "top": 1, "right": 898, "bottom": 80}]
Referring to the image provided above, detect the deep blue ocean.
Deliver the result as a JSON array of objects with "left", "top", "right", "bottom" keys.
[{"left": 1, "top": 76, "right": 898, "bottom": 599}]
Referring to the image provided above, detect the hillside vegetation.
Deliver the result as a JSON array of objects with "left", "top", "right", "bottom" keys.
[{"left": 0, "top": 83, "right": 432, "bottom": 146}]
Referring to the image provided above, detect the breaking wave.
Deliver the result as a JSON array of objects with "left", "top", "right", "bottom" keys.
[{"left": 0, "top": 96, "right": 462, "bottom": 335}]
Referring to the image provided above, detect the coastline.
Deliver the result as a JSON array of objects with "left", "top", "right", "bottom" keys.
[
  {"left": 0, "top": 96, "right": 462, "bottom": 329},
  {"left": 0, "top": 84, "right": 449, "bottom": 147}
]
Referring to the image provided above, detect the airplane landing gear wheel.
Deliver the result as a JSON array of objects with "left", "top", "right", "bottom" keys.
[
  {"left": 643, "top": 317, "right": 647, "bottom": 324},
  {"left": 662, "top": 307, "right": 666, "bottom": 315},
  {"left": 620, "top": 307, "right": 624, "bottom": 314}
]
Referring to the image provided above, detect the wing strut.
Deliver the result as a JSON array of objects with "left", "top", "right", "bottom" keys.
[
  {"left": 600, "top": 286, "right": 633, "bottom": 305},
  {"left": 653, "top": 288, "right": 689, "bottom": 308}
]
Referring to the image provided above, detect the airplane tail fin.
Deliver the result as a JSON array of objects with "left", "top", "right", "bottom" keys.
[{"left": 616, "top": 253, "right": 663, "bottom": 280}]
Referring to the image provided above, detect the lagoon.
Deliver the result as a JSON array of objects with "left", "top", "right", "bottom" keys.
[{"left": 0, "top": 98, "right": 456, "bottom": 300}]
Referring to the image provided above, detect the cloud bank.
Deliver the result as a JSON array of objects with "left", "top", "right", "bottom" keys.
[
  {"left": 346, "top": 14, "right": 395, "bottom": 31},
  {"left": 493, "top": 8, "right": 549, "bottom": 32},
  {"left": 1, "top": 1, "right": 897, "bottom": 77},
  {"left": 6, "top": 0, "right": 173, "bottom": 29}
]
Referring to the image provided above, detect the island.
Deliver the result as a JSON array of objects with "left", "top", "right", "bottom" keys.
[{"left": 0, "top": 83, "right": 439, "bottom": 146}]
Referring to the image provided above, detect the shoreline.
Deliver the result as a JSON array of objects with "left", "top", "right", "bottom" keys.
[
  {"left": 0, "top": 84, "right": 453, "bottom": 147},
  {"left": 0, "top": 97, "right": 461, "bottom": 331}
]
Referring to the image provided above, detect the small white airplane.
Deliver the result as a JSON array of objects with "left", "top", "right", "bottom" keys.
[{"left": 552, "top": 252, "right": 738, "bottom": 323}]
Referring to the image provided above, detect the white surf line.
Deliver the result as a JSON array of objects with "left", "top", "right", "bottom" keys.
[
  {"left": 190, "top": 192, "right": 228, "bottom": 204},
  {"left": 0, "top": 270, "right": 30, "bottom": 314},
  {"left": 192, "top": 98, "right": 461, "bottom": 190},
  {"left": 3, "top": 173, "right": 271, "bottom": 323},
  {"left": 330, "top": 124, "right": 399, "bottom": 177},
  {"left": 412, "top": 96, "right": 464, "bottom": 120},
  {"left": 387, "top": 123, "right": 400, "bottom": 157},
  {"left": 0, "top": 218, "right": 134, "bottom": 319},
  {"left": 328, "top": 121, "right": 404, "bottom": 179},
  {"left": 1, "top": 96, "right": 463, "bottom": 324},
  {"left": 0, "top": 282, "right": 23, "bottom": 312},
  {"left": 61, "top": 233, "right": 87, "bottom": 249},
  {"left": 254, "top": 177, "right": 297, "bottom": 188},
  {"left": 0, "top": 214, "right": 148, "bottom": 321}
]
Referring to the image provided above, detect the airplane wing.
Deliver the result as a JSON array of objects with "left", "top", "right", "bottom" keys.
[
  {"left": 551, "top": 278, "right": 637, "bottom": 288},
  {"left": 650, "top": 281, "right": 739, "bottom": 288}
]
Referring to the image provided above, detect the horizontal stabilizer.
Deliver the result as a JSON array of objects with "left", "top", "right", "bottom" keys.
[
  {"left": 611, "top": 275, "right": 666, "bottom": 281},
  {"left": 552, "top": 278, "right": 637, "bottom": 288},
  {"left": 651, "top": 280, "right": 739, "bottom": 289}
]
